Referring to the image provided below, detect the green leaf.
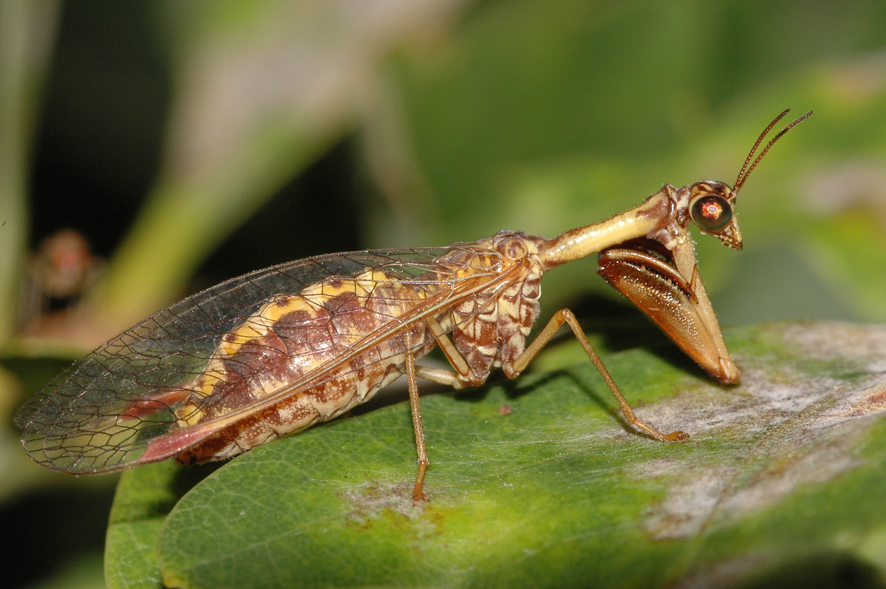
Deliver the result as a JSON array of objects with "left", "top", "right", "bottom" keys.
[
  {"left": 106, "top": 459, "right": 223, "bottom": 589},
  {"left": 105, "top": 462, "right": 178, "bottom": 589},
  {"left": 105, "top": 322, "right": 886, "bottom": 588}
]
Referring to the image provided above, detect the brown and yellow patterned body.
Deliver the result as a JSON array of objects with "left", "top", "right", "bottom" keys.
[
  {"left": 172, "top": 231, "right": 544, "bottom": 464},
  {"left": 17, "top": 111, "right": 810, "bottom": 501}
]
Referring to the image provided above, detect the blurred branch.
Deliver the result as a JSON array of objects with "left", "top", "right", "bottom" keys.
[{"left": 0, "top": 0, "right": 60, "bottom": 341}]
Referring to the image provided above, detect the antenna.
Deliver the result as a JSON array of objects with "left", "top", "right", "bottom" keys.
[{"left": 734, "top": 109, "right": 813, "bottom": 193}]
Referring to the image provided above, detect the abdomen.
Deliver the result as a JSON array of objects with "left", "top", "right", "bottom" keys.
[{"left": 173, "top": 271, "right": 437, "bottom": 463}]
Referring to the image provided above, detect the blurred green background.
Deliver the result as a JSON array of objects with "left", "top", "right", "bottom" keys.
[{"left": 1, "top": 0, "right": 885, "bottom": 587}]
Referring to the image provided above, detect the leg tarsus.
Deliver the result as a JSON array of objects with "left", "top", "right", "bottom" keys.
[{"left": 412, "top": 462, "right": 429, "bottom": 504}]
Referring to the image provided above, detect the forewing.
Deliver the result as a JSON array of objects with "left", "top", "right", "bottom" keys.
[{"left": 16, "top": 246, "right": 508, "bottom": 474}]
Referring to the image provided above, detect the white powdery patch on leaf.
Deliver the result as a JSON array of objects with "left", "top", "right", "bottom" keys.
[{"left": 635, "top": 322, "right": 886, "bottom": 540}]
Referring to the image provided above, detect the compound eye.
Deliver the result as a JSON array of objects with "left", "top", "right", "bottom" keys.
[{"left": 691, "top": 195, "right": 732, "bottom": 231}]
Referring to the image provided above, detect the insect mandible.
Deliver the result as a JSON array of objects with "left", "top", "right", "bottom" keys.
[{"left": 16, "top": 110, "right": 811, "bottom": 503}]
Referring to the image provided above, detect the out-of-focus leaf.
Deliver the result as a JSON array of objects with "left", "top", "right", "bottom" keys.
[
  {"left": 104, "top": 322, "right": 886, "bottom": 588},
  {"left": 392, "top": 1, "right": 886, "bottom": 324},
  {"left": 91, "top": 0, "right": 471, "bottom": 333}
]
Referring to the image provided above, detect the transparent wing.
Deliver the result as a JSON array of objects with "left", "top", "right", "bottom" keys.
[{"left": 16, "top": 245, "right": 512, "bottom": 474}]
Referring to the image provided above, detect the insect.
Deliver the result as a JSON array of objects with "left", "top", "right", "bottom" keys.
[{"left": 16, "top": 110, "right": 811, "bottom": 503}]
